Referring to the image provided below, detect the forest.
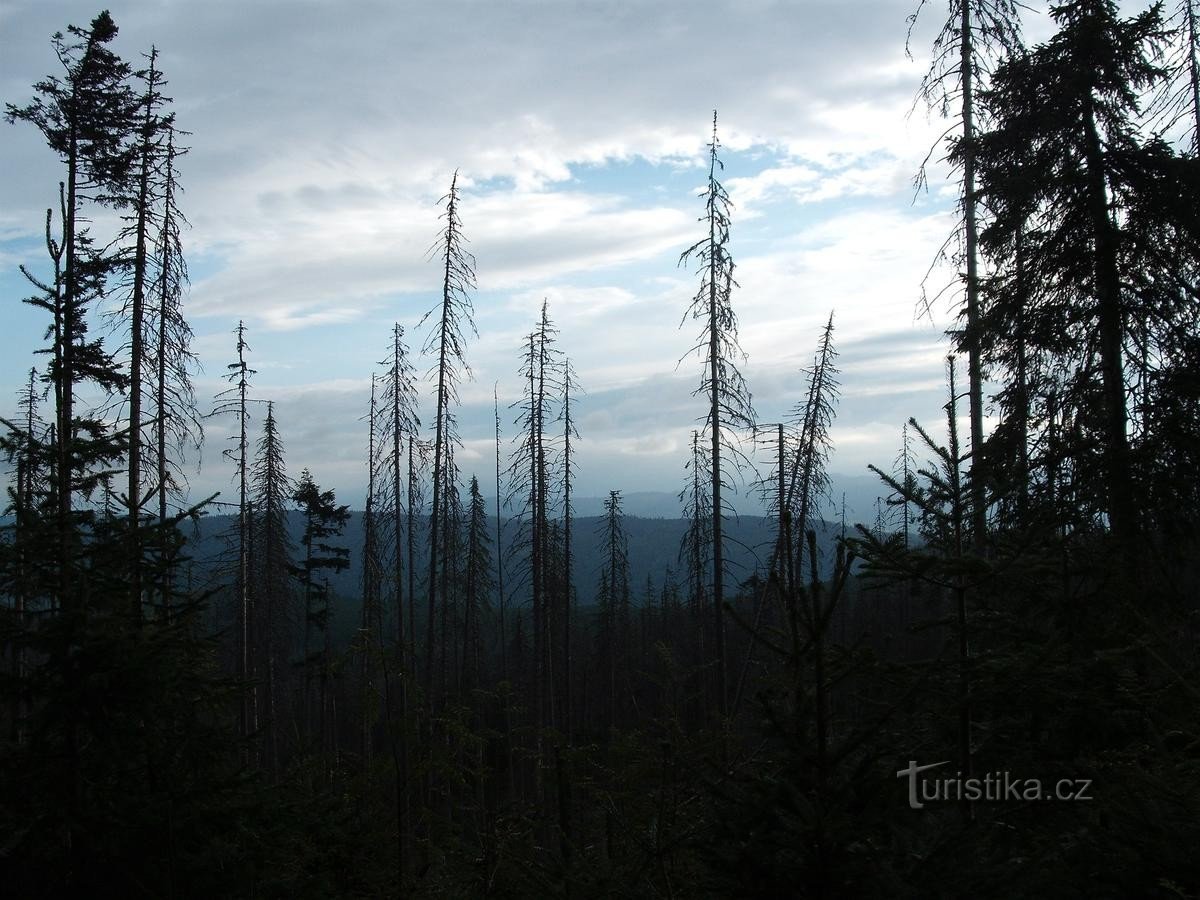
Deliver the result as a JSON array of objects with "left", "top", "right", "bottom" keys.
[{"left": 2, "top": 1, "right": 1200, "bottom": 897}]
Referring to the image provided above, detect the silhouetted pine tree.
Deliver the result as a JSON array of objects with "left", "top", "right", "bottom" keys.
[
  {"left": 250, "top": 401, "right": 293, "bottom": 770},
  {"left": 971, "top": 0, "right": 1200, "bottom": 545},
  {"left": 6, "top": 10, "right": 135, "bottom": 612},
  {"left": 597, "top": 491, "right": 630, "bottom": 731},
  {"left": 292, "top": 467, "right": 350, "bottom": 768}
]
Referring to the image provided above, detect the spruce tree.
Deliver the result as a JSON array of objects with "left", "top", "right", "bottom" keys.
[
  {"left": 292, "top": 467, "right": 350, "bottom": 764},
  {"left": 971, "top": 0, "right": 1200, "bottom": 543},
  {"left": 6, "top": 11, "right": 136, "bottom": 610}
]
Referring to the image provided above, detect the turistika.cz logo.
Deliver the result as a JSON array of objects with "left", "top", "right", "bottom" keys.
[{"left": 896, "top": 760, "right": 1094, "bottom": 809}]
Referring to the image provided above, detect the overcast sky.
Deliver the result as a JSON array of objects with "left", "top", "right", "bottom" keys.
[{"left": 0, "top": 0, "right": 1063, "bottom": 519}]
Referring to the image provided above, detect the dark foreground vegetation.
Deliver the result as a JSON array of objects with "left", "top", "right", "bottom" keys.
[{"left": 3, "top": 3, "right": 1200, "bottom": 897}]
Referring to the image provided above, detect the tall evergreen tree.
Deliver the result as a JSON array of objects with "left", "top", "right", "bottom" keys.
[
  {"left": 292, "top": 467, "right": 350, "bottom": 764},
  {"left": 250, "top": 401, "right": 292, "bottom": 768},
  {"left": 971, "top": 0, "right": 1200, "bottom": 543},
  {"left": 6, "top": 11, "right": 136, "bottom": 610},
  {"left": 597, "top": 490, "right": 630, "bottom": 731}
]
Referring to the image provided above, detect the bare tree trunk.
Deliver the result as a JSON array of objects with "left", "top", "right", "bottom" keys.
[
  {"left": 562, "top": 376, "right": 574, "bottom": 745},
  {"left": 708, "top": 219, "right": 728, "bottom": 724},
  {"left": 959, "top": 1, "right": 989, "bottom": 553},
  {"left": 126, "top": 51, "right": 163, "bottom": 622},
  {"left": 947, "top": 358, "right": 973, "bottom": 819}
]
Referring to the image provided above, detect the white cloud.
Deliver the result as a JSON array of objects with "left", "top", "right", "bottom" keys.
[{"left": 0, "top": 0, "right": 1003, "bottom": 505}]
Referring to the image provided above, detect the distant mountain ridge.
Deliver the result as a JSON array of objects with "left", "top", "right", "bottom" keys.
[
  {"left": 185, "top": 508, "right": 849, "bottom": 612},
  {"left": 569, "top": 472, "right": 889, "bottom": 524}
]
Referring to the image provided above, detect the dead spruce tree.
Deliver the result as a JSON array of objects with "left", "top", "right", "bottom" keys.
[
  {"left": 419, "top": 171, "right": 476, "bottom": 708},
  {"left": 375, "top": 325, "right": 419, "bottom": 866},
  {"left": 147, "top": 128, "right": 201, "bottom": 614},
  {"left": 786, "top": 314, "right": 839, "bottom": 585},
  {"left": 506, "top": 301, "right": 564, "bottom": 734},
  {"left": 678, "top": 111, "right": 754, "bottom": 720},
  {"left": 212, "top": 321, "right": 257, "bottom": 742},
  {"left": 559, "top": 357, "right": 580, "bottom": 742},
  {"left": 784, "top": 315, "right": 840, "bottom": 772},
  {"left": 378, "top": 325, "right": 419, "bottom": 682},
  {"left": 909, "top": 0, "right": 1024, "bottom": 547}
]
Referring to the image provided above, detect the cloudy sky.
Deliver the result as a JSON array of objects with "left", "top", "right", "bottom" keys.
[{"left": 0, "top": 0, "right": 1061, "bottom": 518}]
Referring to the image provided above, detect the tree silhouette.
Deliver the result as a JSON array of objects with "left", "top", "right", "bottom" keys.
[
  {"left": 419, "top": 170, "right": 476, "bottom": 706},
  {"left": 678, "top": 111, "right": 754, "bottom": 721},
  {"left": 6, "top": 11, "right": 135, "bottom": 611},
  {"left": 972, "top": 0, "right": 1200, "bottom": 544},
  {"left": 597, "top": 490, "right": 630, "bottom": 731},
  {"left": 211, "top": 321, "right": 256, "bottom": 742},
  {"left": 909, "top": 0, "right": 1024, "bottom": 549},
  {"left": 148, "top": 128, "right": 201, "bottom": 616},
  {"left": 292, "top": 466, "right": 349, "bottom": 765},
  {"left": 251, "top": 400, "right": 293, "bottom": 770}
]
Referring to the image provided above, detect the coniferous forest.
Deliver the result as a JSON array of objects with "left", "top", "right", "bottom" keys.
[{"left": 3, "top": 3, "right": 1200, "bottom": 897}]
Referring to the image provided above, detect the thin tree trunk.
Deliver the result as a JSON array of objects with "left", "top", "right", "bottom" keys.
[
  {"left": 708, "top": 208, "right": 727, "bottom": 724},
  {"left": 960, "top": 0, "right": 989, "bottom": 552},
  {"left": 495, "top": 387, "right": 507, "bottom": 683},
  {"left": 562, "top": 380, "right": 573, "bottom": 745},
  {"left": 1188, "top": 0, "right": 1200, "bottom": 150},
  {"left": 947, "top": 358, "right": 972, "bottom": 820}
]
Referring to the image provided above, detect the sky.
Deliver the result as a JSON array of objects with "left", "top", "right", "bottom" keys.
[{"left": 0, "top": 0, "right": 1062, "bottom": 520}]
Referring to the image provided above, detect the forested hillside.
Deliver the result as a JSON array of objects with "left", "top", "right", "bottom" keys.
[{"left": 3, "top": 3, "right": 1200, "bottom": 897}]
